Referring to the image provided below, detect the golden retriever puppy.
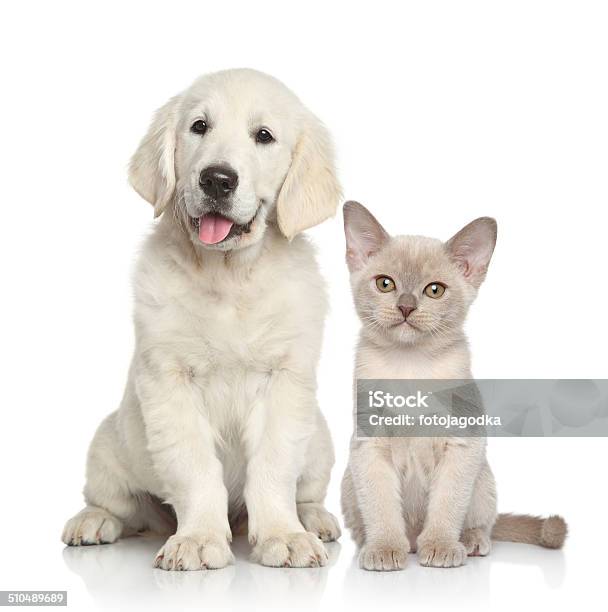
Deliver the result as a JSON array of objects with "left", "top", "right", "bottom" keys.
[{"left": 62, "top": 69, "right": 341, "bottom": 570}]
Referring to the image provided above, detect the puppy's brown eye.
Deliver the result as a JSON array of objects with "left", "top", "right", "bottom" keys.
[
  {"left": 375, "top": 276, "right": 396, "bottom": 293},
  {"left": 191, "top": 120, "right": 207, "bottom": 135},
  {"left": 424, "top": 282, "right": 446, "bottom": 298},
  {"left": 256, "top": 128, "right": 274, "bottom": 144}
]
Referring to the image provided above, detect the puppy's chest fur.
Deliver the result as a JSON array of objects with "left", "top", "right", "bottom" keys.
[
  {"left": 135, "top": 231, "right": 325, "bottom": 430},
  {"left": 174, "top": 269, "right": 289, "bottom": 369}
]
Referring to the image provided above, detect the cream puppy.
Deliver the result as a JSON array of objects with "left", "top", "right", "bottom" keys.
[{"left": 62, "top": 69, "right": 341, "bottom": 570}]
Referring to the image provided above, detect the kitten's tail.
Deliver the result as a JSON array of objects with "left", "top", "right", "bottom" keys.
[{"left": 491, "top": 513, "right": 567, "bottom": 549}]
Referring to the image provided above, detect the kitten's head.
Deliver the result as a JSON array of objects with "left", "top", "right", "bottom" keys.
[{"left": 343, "top": 201, "right": 497, "bottom": 346}]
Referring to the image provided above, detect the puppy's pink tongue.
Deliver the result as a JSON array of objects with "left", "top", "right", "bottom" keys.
[{"left": 198, "top": 214, "right": 234, "bottom": 244}]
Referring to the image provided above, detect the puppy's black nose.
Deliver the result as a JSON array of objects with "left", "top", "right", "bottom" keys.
[{"left": 199, "top": 165, "right": 239, "bottom": 199}]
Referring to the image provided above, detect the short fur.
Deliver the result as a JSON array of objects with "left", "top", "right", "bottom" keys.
[
  {"left": 340, "top": 201, "right": 567, "bottom": 571},
  {"left": 62, "top": 69, "right": 342, "bottom": 570}
]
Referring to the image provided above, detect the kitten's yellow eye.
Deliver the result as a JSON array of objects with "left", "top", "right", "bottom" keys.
[
  {"left": 375, "top": 276, "right": 396, "bottom": 293},
  {"left": 424, "top": 282, "right": 446, "bottom": 298}
]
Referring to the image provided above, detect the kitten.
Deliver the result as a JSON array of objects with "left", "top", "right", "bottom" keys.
[{"left": 340, "top": 201, "right": 567, "bottom": 571}]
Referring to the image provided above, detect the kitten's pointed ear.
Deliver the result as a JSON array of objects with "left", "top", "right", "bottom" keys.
[
  {"left": 343, "top": 201, "right": 390, "bottom": 272},
  {"left": 446, "top": 217, "right": 497, "bottom": 287}
]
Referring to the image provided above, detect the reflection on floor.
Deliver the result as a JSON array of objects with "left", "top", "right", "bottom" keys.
[{"left": 63, "top": 534, "right": 566, "bottom": 610}]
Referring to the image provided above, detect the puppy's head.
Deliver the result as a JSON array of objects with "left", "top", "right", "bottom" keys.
[{"left": 129, "top": 69, "right": 341, "bottom": 251}]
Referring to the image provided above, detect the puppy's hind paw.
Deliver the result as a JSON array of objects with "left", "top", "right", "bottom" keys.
[
  {"left": 297, "top": 503, "right": 341, "bottom": 542},
  {"left": 62, "top": 507, "right": 123, "bottom": 546}
]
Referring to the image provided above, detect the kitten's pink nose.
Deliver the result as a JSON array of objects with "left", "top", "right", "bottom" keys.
[{"left": 399, "top": 305, "right": 416, "bottom": 319}]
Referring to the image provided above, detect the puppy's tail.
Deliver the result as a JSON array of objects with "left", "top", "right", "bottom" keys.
[{"left": 491, "top": 513, "right": 567, "bottom": 549}]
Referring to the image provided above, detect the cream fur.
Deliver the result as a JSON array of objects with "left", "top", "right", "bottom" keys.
[
  {"left": 62, "top": 69, "right": 341, "bottom": 570},
  {"left": 340, "top": 202, "right": 566, "bottom": 571}
]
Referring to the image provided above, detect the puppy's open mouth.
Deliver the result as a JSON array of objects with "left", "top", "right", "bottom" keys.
[{"left": 190, "top": 211, "right": 258, "bottom": 245}]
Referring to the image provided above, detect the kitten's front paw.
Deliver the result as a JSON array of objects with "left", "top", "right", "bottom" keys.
[
  {"left": 359, "top": 543, "right": 409, "bottom": 571},
  {"left": 417, "top": 539, "right": 467, "bottom": 568}
]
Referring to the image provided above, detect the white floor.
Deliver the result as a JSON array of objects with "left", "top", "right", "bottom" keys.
[
  {"left": 5, "top": 439, "right": 605, "bottom": 612},
  {"left": 2, "top": 441, "right": 601, "bottom": 612},
  {"left": 57, "top": 531, "right": 579, "bottom": 611}
]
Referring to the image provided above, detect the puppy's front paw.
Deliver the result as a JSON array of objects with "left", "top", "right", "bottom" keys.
[
  {"left": 297, "top": 503, "right": 341, "bottom": 542},
  {"left": 154, "top": 534, "right": 233, "bottom": 571},
  {"left": 251, "top": 532, "right": 328, "bottom": 568},
  {"left": 359, "top": 543, "right": 409, "bottom": 571},
  {"left": 417, "top": 539, "right": 467, "bottom": 568}
]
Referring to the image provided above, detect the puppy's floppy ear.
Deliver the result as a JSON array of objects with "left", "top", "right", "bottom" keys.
[
  {"left": 343, "top": 201, "right": 390, "bottom": 272},
  {"left": 446, "top": 217, "right": 497, "bottom": 288},
  {"left": 276, "top": 113, "right": 341, "bottom": 240},
  {"left": 129, "top": 95, "right": 181, "bottom": 218}
]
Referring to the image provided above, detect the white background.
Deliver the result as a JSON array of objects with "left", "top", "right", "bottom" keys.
[{"left": 1, "top": 1, "right": 606, "bottom": 610}]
